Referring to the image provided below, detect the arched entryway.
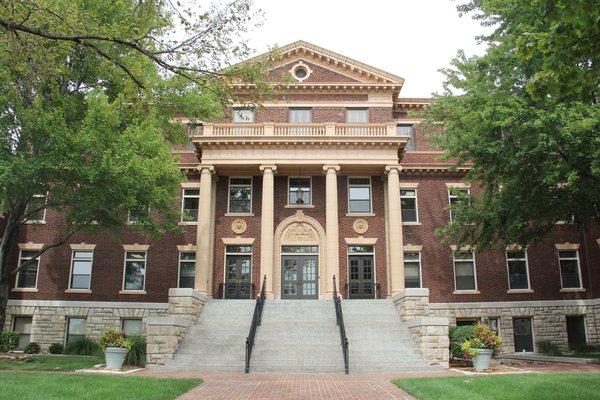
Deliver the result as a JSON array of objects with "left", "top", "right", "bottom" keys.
[{"left": 273, "top": 211, "right": 326, "bottom": 299}]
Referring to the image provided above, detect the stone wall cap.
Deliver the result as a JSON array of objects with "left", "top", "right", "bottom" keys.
[
  {"left": 168, "top": 288, "right": 209, "bottom": 302},
  {"left": 391, "top": 288, "right": 430, "bottom": 301},
  {"left": 406, "top": 317, "right": 449, "bottom": 328},
  {"left": 146, "top": 316, "right": 192, "bottom": 327}
]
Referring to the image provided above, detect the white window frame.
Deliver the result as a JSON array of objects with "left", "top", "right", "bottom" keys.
[
  {"left": 121, "top": 251, "right": 148, "bottom": 293},
  {"left": 558, "top": 250, "right": 583, "bottom": 289},
  {"left": 65, "top": 316, "right": 87, "bottom": 345},
  {"left": 506, "top": 250, "right": 531, "bottom": 291},
  {"left": 396, "top": 124, "right": 414, "bottom": 151},
  {"left": 347, "top": 177, "right": 372, "bottom": 214},
  {"left": 452, "top": 250, "right": 478, "bottom": 293},
  {"left": 448, "top": 188, "right": 470, "bottom": 222},
  {"left": 15, "top": 250, "right": 40, "bottom": 290},
  {"left": 233, "top": 108, "right": 254, "bottom": 123},
  {"left": 177, "top": 251, "right": 196, "bottom": 289},
  {"left": 68, "top": 250, "right": 94, "bottom": 291},
  {"left": 180, "top": 188, "right": 200, "bottom": 223},
  {"left": 287, "top": 176, "right": 313, "bottom": 206},
  {"left": 346, "top": 108, "right": 369, "bottom": 123},
  {"left": 400, "top": 188, "right": 419, "bottom": 223},
  {"left": 25, "top": 193, "right": 47, "bottom": 223},
  {"left": 512, "top": 316, "right": 535, "bottom": 353},
  {"left": 227, "top": 177, "right": 253, "bottom": 215},
  {"left": 403, "top": 251, "right": 422, "bottom": 289},
  {"left": 289, "top": 108, "right": 312, "bottom": 124}
]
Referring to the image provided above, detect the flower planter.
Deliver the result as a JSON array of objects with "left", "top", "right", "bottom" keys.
[
  {"left": 105, "top": 347, "right": 128, "bottom": 370},
  {"left": 472, "top": 348, "right": 493, "bottom": 372}
]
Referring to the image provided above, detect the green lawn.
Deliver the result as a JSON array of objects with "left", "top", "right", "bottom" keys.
[
  {"left": 0, "top": 354, "right": 103, "bottom": 371},
  {"left": 0, "top": 373, "right": 200, "bottom": 400},
  {"left": 394, "top": 373, "right": 600, "bottom": 400}
]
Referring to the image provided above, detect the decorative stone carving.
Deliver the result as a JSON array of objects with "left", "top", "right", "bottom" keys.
[
  {"left": 282, "top": 222, "right": 318, "bottom": 243},
  {"left": 231, "top": 219, "right": 247, "bottom": 234},
  {"left": 353, "top": 219, "right": 368, "bottom": 234}
]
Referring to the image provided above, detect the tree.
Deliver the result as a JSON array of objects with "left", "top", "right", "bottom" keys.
[
  {"left": 0, "top": 0, "right": 264, "bottom": 330},
  {"left": 427, "top": 0, "right": 600, "bottom": 249}
]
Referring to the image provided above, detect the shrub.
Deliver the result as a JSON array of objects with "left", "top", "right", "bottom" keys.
[
  {"left": 64, "top": 338, "right": 102, "bottom": 356},
  {"left": 570, "top": 343, "right": 599, "bottom": 354},
  {"left": 536, "top": 340, "right": 562, "bottom": 356},
  {"left": 24, "top": 342, "right": 41, "bottom": 354},
  {"left": 0, "top": 332, "right": 20, "bottom": 352},
  {"left": 48, "top": 343, "right": 64, "bottom": 354},
  {"left": 125, "top": 336, "right": 146, "bottom": 367},
  {"left": 449, "top": 325, "right": 476, "bottom": 358},
  {"left": 99, "top": 329, "right": 131, "bottom": 350}
]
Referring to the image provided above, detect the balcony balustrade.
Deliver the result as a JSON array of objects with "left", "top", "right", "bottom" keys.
[{"left": 193, "top": 123, "right": 399, "bottom": 137}]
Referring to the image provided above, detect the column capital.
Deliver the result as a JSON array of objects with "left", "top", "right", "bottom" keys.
[
  {"left": 322, "top": 164, "right": 341, "bottom": 174},
  {"left": 259, "top": 165, "right": 277, "bottom": 174},
  {"left": 197, "top": 165, "right": 215, "bottom": 174},
  {"left": 385, "top": 165, "right": 402, "bottom": 174}
]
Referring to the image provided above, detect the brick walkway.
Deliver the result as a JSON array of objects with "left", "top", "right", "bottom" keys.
[{"left": 136, "top": 371, "right": 456, "bottom": 400}]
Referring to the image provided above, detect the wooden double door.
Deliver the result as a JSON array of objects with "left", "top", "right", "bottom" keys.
[
  {"left": 281, "top": 255, "right": 318, "bottom": 299},
  {"left": 348, "top": 255, "right": 375, "bottom": 299},
  {"left": 224, "top": 255, "right": 252, "bottom": 299}
]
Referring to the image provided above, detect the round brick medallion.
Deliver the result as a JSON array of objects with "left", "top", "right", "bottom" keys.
[
  {"left": 353, "top": 219, "right": 368, "bottom": 234},
  {"left": 231, "top": 219, "right": 247, "bottom": 234}
]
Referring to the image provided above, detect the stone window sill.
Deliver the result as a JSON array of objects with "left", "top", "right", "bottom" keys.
[
  {"left": 23, "top": 221, "right": 46, "bottom": 225},
  {"left": 178, "top": 221, "right": 198, "bottom": 226},
  {"left": 119, "top": 290, "right": 147, "bottom": 295},
  {"left": 224, "top": 213, "right": 254, "bottom": 217},
  {"left": 12, "top": 288, "right": 38, "bottom": 292},
  {"left": 453, "top": 290, "right": 481, "bottom": 295},
  {"left": 65, "top": 289, "right": 92, "bottom": 294},
  {"left": 346, "top": 212, "right": 376, "bottom": 217},
  {"left": 285, "top": 204, "right": 314, "bottom": 209},
  {"left": 507, "top": 289, "right": 534, "bottom": 294},
  {"left": 560, "top": 288, "right": 586, "bottom": 293},
  {"left": 402, "top": 222, "right": 421, "bottom": 226}
]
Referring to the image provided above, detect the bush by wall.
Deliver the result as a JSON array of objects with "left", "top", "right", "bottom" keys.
[
  {"left": 0, "top": 332, "right": 20, "bottom": 352},
  {"left": 48, "top": 343, "right": 64, "bottom": 354},
  {"left": 124, "top": 336, "right": 146, "bottom": 367},
  {"left": 64, "top": 338, "right": 102, "bottom": 356},
  {"left": 449, "top": 325, "right": 476, "bottom": 358},
  {"left": 24, "top": 342, "right": 41, "bottom": 354},
  {"left": 536, "top": 340, "right": 562, "bottom": 356}
]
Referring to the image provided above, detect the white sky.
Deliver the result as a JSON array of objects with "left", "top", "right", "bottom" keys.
[{"left": 246, "top": 0, "right": 489, "bottom": 97}]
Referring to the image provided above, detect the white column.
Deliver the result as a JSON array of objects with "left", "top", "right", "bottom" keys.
[
  {"left": 323, "top": 164, "right": 340, "bottom": 297},
  {"left": 385, "top": 165, "right": 405, "bottom": 294},
  {"left": 195, "top": 165, "right": 215, "bottom": 295},
  {"left": 259, "top": 165, "right": 277, "bottom": 297}
]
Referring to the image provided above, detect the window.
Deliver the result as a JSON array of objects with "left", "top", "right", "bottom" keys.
[
  {"left": 289, "top": 108, "right": 312, "bottom": 124},
  {"left": 453, "top": 251, "right": 477, "bottom": 291},
  {"left": 448, "top": 188, "right": 469, "bottom": 222},
  {"left": 456, "top": 318, "right": 479, "bottom": 327},
  {"left": 558, "top": 250, "right": 582, "bottom": 288},
  {"left": 400, "top": 189, "right": 418, "bottom": 222},
  {"left": 228, "top": 178, "right": 252, "bottom": 214},
  {"left": 66, "top": 317, "right": 86, "bottom": 344},
  {"left": 12, "top": 316, "right": 32, "bottom": 350},
  {"left": 181, "top": 189, "right": 199, "bottom": 222},
  {"left": 15, "top": 250, "right": 40, "bottom": 289},
  {"left": 178, "top": 252, "right": 196, "bottom": 289},
  {"left": 123, "top": 251, "right": 147, "bottom": 291},
  {"left": 346, "top": 109, "right": 368, "bottom": 123},
  {"left": 122, "top": 318, "right": 143, "bottom": 336},
  {"left": 128, "top": 207, "right": 149, "bottom": 223},
  {"left": 69, "top": 250, "right": 93, "bottom": 290},
  {"left": 566, "top": 316, "right": 587, "bottom": 348},
  {"left": 506, "top": 251, "right": 530, "bottom": 290},
  {"left": 293, "top": 65, "right": 308, "bottom": 80},
  {"left": 288, "top": 177, "right": 311, "bottom": 205},
  {"left": 404, "top": 252, "right": 421, "bottom": 288},
  {"left": 513, "top": 317, "right": 534, "bottom": 352},
  {"left": 487, "top": 317, "right": 500, "bottom": 336},
  {"left": 233, "top": 108, "right": 254, "bottom": 123},
  {"left": 25, "top": 194, "right": 47, "bottom": 222},
  {"left": 396, "top": 124, "right": 414, "bottom": 151},
  {"left": 348, "top": 178, "right": 372, "bottom": 213}
]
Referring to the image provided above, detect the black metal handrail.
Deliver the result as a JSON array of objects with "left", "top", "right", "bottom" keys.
[
  {"left": 333, "top": 275, "right": 349, "bottom": 374},
  {"left": 245, "top": 275, "right": 266, "bottom": 373},
  {"left": 344, "top": 282, "right": 382, "bottom": 299}
]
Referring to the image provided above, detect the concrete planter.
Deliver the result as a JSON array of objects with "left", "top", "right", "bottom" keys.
[
  {"left": 472, "top": 348, "right": 493, "bottom": 372},
  {"left": 105, "top": 347, "right": 128, "bottom": 370}
]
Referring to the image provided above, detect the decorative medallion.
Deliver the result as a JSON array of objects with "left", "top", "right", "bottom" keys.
[
  {"left": 282, "top": 222, "right": 318, "bottom": 243},
  {"left": 353, "top": 219, "right": 368, "bottom": 234},
  {"left": 231, "top": 219, "right": 247, "bottom": 234}
]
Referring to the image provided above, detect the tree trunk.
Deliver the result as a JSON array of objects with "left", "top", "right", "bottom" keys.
[{"left": 0, "top": 279, "right": 9, "bottom": 332}]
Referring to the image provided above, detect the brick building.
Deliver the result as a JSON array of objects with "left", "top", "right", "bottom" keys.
[{"left": 5, "top": 41, "right": 600, "bottom": 368}]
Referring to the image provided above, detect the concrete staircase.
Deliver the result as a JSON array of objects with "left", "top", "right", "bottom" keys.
[
  {"left": 155, "top": 299, "right": 255, "bottom": 372},
  {"left": 250, "top": 300, "right": 344, "bottom": 372},
  {"left": 342, "top": 299, "right": 441, "bottom": 372}
]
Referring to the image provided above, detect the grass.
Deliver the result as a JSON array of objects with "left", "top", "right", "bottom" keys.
[
  {"left": 394, "top": 373, "right": 600, "bottom": 400},
  {"left": 0, "top": 354, "right": 103, "bottom": 371},
  {"left": 0, "top": 373, "right": 200, "bottom": 400}
]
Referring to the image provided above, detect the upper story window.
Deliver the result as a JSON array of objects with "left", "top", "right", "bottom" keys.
[
  {"left": 400, "top": 189, "right": 418, "bottom": 222},
  {"left": 397, "top": 124, "right": 414, "bottom": 151},
  {"left": 181, "top": 189, "right": 199, "bottom": 222},
  {"left": 448, "top": 188, "right": 470, "bottom": 222},
  {"left": 233, "top": 108, "right": 254, "bottom": 123},
  {"left": 453, "top": 250, "right": 477, "bottom": 291},
  {"left": 123, "top": 251, "right": 147, "bottom": 291},
  {"left": 288, "top": 177, "right": 312, "bottom": 205},
  {"left": 506, "top": 250, "right": 530, "bottom": 290},
  {"left": 26, "top": 194, "right": 47, "bottom": 223},
  {"left": 128, "top": 206, "right": 149, "bottom": 223},
  {"left": 348, "top": 177, "right": 372, "bottom": 214},
  {"left": 558, "top": 250, "right": 582, "bottom": 289},
  {"left": 69, "top": 250, "right": 93, "bottom": 290},
  {"left": 228, "top": 177, "right": 253, "bottom": 214},
  {"left": 178, "top": 252, "right": 196, "bottom": 289},
  {"left": 16, "top": 250, "right": 40, "bottom": 289},
  {"left": 346, "top": 109, "right": 368, "bottom": 123},
  {"left": 289, "top": 108, "right": 312, "bottom": 124},
  {"left": 404, "top": 252, "right": 421, "bottom": 288}
]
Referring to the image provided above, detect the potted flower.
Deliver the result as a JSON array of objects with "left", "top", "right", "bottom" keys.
[
  {"left": 460, "top": 323, "right": 502, "bottom": 372},
  {"left": 100, "top": 329, "right": 131, "bottom": 370}
]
